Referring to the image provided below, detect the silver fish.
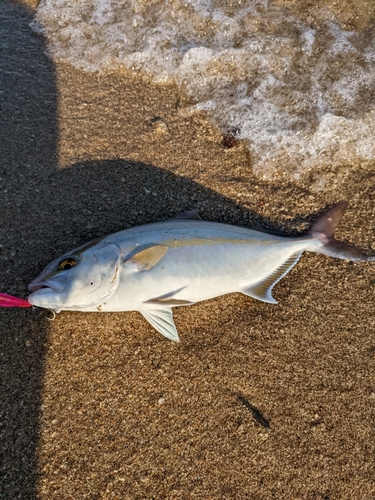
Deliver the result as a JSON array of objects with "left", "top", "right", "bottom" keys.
[{"left": 28, "top": 201, "right": 374, "bottom": 341}]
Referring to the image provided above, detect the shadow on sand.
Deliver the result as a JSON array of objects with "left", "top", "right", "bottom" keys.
[{"left": 1, "top": 3, "right": 285, "bottom": 497}]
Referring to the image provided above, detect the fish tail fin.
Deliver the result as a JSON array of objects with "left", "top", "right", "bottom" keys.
[{"left": 308, "top": 201, "right": 375, "bottom": 261}]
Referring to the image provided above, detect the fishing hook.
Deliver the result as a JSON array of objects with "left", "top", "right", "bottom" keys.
[{"left": 46, "top": 310, "right": 56, "bottom": 321}]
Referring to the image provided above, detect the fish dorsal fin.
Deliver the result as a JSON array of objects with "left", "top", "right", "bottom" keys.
[
  {"left": 143, "top": 286, "right": 195, "bottom": 306},
  {"left": 174, "top": 210, "right": 201, "bottom": 220},
  {"left": 139, "top": 306, "right": 180, "bottom": 342},
  {"left": 124, "top": 245, "right": 168, "bottom": 271},
  {"left": 242, "top": 252, "right": 302, "bottom": 304}
]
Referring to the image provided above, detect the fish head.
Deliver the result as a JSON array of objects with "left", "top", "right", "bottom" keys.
[{"left": 28, "top": 240, "right": 121, "bottom": 311}]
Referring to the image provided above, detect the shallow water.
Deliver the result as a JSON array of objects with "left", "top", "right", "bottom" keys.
[{"left": 32, "top": 0, "right": 375, "bottom": 185}]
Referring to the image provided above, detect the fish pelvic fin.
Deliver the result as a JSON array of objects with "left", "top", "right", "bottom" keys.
[
  {"left": 139, "top": 306, "right": 180, "bottom": 342},
  {"left": 308, "top": 201, "right": 375, "bottom": 261},
  {"left": 242, "top": 252, "right": 302, "bottom": 304}
]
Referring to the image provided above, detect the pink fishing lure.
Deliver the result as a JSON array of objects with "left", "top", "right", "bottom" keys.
[{"left": 0, "top": 293, "right": 31, "bottom": 308}]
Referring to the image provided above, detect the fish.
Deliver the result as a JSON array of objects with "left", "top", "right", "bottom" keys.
[{"left": 28, "top": 201, "right": 374, "bottom": 342}]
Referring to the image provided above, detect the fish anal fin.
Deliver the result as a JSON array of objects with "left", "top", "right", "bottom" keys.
[
  {"left": 243, "top": 283, "right": 278, "bottom": 304},
  {"left": 125, "top": 245, "right": 168, "bottom": 271},
  {"left": 174, "top": 210, "right": 201, "bottom": 220},
  {"left": 242, "top": 252, "right": 302, "bottom": 304},
  {"left": 139, "top": 306, "right": 180, "bottom": 342}
]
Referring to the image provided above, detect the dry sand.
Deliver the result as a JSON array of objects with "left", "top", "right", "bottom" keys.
[{"left": 1, "top": 1, "right": 375, "bottom": 498}]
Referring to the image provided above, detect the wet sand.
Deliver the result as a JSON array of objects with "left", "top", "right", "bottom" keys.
[{"left": 1, "top": 1, "right": 375, "bottom": 498}]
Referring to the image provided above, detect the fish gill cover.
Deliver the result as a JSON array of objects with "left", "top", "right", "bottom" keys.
[{"left": 31, "top": 0, "right": 375, "bottom": 187}]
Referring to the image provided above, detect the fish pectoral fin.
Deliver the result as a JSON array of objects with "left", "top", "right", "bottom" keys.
[
  {"left": 145, "top": 298, "right": 194, "bottom": 306},
  {"left": 143, "top": 286, "right": 195, "bottom": 306},
  {"left": 242, "top": 252, "right": 302, "bottom": 304},
  {"left": 139, "top": 306, "right": 180, "bottom": 342},
  {"left": 124, "top": 245, "right": 168, "bottom": 272},
  {"left": 174, "top": 210, "right": 201, "bottom": 220}
]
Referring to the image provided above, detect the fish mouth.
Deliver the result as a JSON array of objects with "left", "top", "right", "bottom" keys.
[
  {"left": 28, "top": 284, "right": 52, "bottom": 293},
  {"left": 28, "top": 277, "right": 66, "bottom": 293}
]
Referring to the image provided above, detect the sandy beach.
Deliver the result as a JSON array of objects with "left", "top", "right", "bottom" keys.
[{"left": 1, "top": 1, "right": 375, "bottom": 498}]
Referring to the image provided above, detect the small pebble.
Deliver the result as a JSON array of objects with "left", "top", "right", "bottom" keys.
[
  {"left": 222, "top": 128, "right": 240, "bottom": 148},
  {"left": 150, "top": 116, "right": 168, "bottom": 133},
  {"left": 222, "top": 133, "right": 238, "bottom": 149}
]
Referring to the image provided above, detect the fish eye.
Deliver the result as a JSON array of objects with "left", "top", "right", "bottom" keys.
[{"left": 59, "top": 258, "right": 77, "bottom": 271}]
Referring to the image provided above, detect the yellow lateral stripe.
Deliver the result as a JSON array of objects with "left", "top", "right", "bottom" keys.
[{"left": 161, "top": 236, "right": 280, "bottom": 248}]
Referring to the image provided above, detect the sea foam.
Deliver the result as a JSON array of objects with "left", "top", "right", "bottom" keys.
[{"left": 31, "top": 0, "right": 375, "bottom": 185}]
